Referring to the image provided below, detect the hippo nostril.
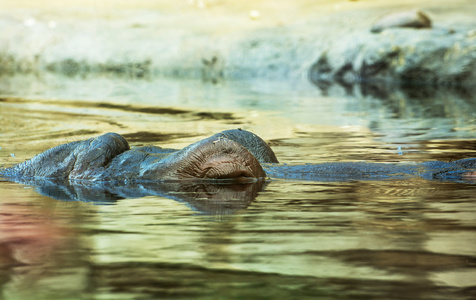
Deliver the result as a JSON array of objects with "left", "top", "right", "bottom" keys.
[
  {"left": 199, "top": 155, "right": 261, "bottom": 180},
  {"left": 204, "top": 164, "right": 255, "bottom": 179},
  {"left": 239, "top": 171, "right": 251, "bottom": 177}
]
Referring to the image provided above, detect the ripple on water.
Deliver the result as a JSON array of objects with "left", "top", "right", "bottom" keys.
[{"left": 1, "top": 77, "right": 476, "bottom": 300}]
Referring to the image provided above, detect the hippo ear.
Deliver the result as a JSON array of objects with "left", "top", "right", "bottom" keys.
[
  {"left": 212, "top": 129, "right": 279, "bottom": 164},
  {"left": 69, "top": 133, "right": 130, "bottom": 180}
]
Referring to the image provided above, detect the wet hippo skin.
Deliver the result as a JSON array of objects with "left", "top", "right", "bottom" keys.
[
  {"left": 1, "top": 129, "right": 475, "bottom": 183},
  {"left": 1, "top": 130, "right": 271, "bottom": 182}
]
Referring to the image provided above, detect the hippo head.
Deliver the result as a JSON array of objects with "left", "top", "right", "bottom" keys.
[
  {"left": 1, "top": 129, "right": 274, "bottom": 183},
  {"left": 140, "top": 135, "right": 267, "bottom": 182}
]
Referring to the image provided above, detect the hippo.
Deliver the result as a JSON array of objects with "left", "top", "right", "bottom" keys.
[
  {"left": 1, "top": 129, "right": 475, "bottom": 213},
  {"left": 0, "top": 130, "right": 275, "bottom": 183},
  {"left": 1, "top": 129, "right": 476, "bottom": 183}
]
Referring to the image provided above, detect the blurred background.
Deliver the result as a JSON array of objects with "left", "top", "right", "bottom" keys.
[{"left": 1, "top": 1, "right": 476, "bottom": 300}]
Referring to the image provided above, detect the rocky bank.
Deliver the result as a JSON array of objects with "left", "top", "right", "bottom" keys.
[{"left": 0, "top": 0, "right": 475, "bottom": 89}]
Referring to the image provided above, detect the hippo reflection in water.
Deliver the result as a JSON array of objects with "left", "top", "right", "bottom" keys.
[{"left": 1, "top": 129, "right": 475, "bottom": 213}]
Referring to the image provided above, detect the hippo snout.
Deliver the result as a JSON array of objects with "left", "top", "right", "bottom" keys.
[{"left": 141, "top": 136, "right": 266, "bottom": 181}]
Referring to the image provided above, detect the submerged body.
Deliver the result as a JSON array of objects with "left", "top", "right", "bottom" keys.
[{"left": 1, "top": 129, "right": 475, "bottom": 183}]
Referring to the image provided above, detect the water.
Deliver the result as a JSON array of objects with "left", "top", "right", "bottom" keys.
[{"left": 1, "top": 75, "right": 476, "bottom": 300}]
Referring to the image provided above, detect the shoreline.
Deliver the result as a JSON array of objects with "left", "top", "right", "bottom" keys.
[{"left": 1, "top": 0, "right": 475, "bottom": 83}]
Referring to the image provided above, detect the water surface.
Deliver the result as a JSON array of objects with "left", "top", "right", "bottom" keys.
[{"left": 1, "top": 76, "right": 476, "bottom": 299}]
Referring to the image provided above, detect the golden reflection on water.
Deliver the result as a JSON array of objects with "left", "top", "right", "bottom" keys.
[
  {"left": 0, "top": 183, "right": 92, "bottom": 300},
  {"left": 1, "top": 78, "right": 476, "bottom": 299}
]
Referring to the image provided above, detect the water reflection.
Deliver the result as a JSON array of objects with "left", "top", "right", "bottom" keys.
[
  {"left": 3, "top": 178, "right": 264, "bottom": 215},
  {"left": 84, "top": 178, "right": 476, "bottom": 300},
  {"left": 1, "top": 75, "right": 476, "bottom": 299},
  {"left": 308, "top": 77, "right": 476, "bottom": 143},
  {"left": 2, "top": 176, "right": 475, "bottom": 299},
  {"left": 1, "top": 74, "right": 476, "bottom": 145},
  {"left": 0, "top": 193, "right": 90, "bottom": 300}
]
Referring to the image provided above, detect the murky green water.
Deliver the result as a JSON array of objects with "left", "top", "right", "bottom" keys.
[{"left": 1, "top": 75, "right": 476, "bottom": 299}]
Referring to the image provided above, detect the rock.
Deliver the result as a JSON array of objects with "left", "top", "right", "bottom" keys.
[
  {"left": 371, "top": 9, "right": 432, "bottom": 33},
  {"left": 309, "top": 28, "right": 476, "bottom": 91}
]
